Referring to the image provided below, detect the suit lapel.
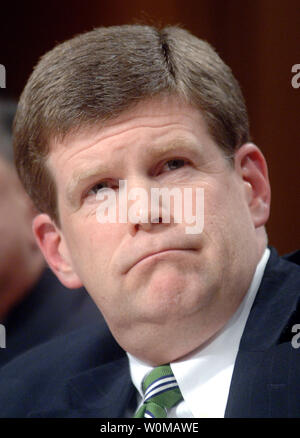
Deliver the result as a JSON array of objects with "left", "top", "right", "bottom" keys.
[
  {"left": 28, "top": 356, "right": 137, "bottom": 418},
  {"left": 225, "top": 247, "right": 300, "bottom": 417},
  {"left": 67, "top": 356, "right": 136, "bottom": 417}
]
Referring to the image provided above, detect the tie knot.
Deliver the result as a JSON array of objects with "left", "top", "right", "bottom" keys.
[
  {"left": 134, "top": 364, "right": 183, "bottom": 418},
  {"left": 142, "top": 364, "right": 176, "bottom": 398}
]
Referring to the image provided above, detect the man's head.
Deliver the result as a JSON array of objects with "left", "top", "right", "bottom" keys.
[
  {"left": 0, "top": 100, "right": 43, "bottom": 318},
  {"left": 13, "top": 25, "right": 271, "bottom": 364}
]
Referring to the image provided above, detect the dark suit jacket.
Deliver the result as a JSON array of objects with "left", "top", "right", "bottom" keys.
[
  {"left": 0, "top": 247, "right": 299, "bottom": 418},
  {"left": 0, "top": 268, "right": 101, "bottom": 367}
]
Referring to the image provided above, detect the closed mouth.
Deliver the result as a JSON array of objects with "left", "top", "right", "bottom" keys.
[{"left": 128, "top": 248, "right": 196, "bottom": 273}]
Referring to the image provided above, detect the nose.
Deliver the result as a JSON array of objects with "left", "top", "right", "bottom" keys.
[{"left": 123, "top": 177, "right": 171, "bottom": 236}]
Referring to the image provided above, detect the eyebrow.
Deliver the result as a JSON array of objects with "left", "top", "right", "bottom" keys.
[
  {"left": 153, "top": 138, "right": 199, "bottom": 153},
  {"left": 65, "top": 138, "right": 202, "bottom": 205},
  {"left": 66, "top": 162, "right": 111, "bottom": 205}
]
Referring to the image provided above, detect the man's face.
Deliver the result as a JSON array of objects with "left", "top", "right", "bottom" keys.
[
  {"left": 0, "top": 157, "right": 34, "bottom": 284},
  {"left": 42, "top": 96, "right": 269, "bottom": 364}
]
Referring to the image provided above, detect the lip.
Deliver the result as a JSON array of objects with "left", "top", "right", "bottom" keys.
[{"left": 124, "top": 248, "right": 196, "bottom": 274}]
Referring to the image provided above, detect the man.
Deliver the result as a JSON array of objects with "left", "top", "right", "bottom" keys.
[
  {"left": 0, "top": 25, "right": 299, "bottom": 418},
  {"left": 0, "top": 99, "right": 101, "bottom": 367}
]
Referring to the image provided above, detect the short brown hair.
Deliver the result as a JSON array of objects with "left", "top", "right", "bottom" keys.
[{"left": 13, "top": 24, "right": 250, "bottom": 224}]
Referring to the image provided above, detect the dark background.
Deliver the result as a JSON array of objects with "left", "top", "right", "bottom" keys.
[{"left": 1, "top": 0, "right": 299, "bottom": 255}]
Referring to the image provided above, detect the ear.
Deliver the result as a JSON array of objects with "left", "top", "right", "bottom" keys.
[
  {"left": 234, "top": 143, "right": 271, "bottom": 228},
  {"left": 32, "top": 214, "right": 83, "bottom": 289}
]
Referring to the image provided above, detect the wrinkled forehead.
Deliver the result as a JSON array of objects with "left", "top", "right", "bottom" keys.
[
  {"left": 47, "top": 94, "right": 211, "bottom": 156},
  {"left": 45, "top": 95, "right": 232, "bottom": 202}
]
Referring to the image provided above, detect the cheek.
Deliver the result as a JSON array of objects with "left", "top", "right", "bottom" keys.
[
  {"left": 64, "top": 219, "right": 123, "bottom": 280},
  {"left": 202, "top": 178, "right": 251, "bottom": 240}
]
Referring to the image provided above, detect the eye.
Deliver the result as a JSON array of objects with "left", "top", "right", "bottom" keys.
[
  {"left": 162, "top": 158, "right": 189, "bottom": 172},
  {"left": 85, "top": 180, "right": 117, "bottom": 198}
]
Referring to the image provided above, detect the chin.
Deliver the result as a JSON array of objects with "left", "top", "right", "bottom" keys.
[{"left": 140, "top": 273, "right": 210, "bottom": 324}]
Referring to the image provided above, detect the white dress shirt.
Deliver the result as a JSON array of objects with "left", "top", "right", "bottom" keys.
[{"left": 127, "top": 248, "right": 270, "bottom": 418}]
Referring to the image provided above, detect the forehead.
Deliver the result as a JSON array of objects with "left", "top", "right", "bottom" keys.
[
  {"left": 49, "top": 96, "right": 211, "bottom": 158},
  {"left": 46, "top": 96, "right": 220, "bottom": 191}
]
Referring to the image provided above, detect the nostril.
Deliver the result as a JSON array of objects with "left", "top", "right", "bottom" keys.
[{"left": 150, "top": 216, "right": 163, "bottom": 223}]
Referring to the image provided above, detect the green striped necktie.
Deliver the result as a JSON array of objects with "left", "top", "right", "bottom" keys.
[{"left": 134, "top": 364, "right": 183, "bottom": 418}]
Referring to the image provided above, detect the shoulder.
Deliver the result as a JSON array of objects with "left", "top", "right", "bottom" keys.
[
  {"left": 282, "top": 248, "right": 300, "bottom": 265},
  {"left": 1, "top": 318, "right": 119, "bottom": 373},
  {"left": 227, "top": 248, "right": 300, "bottom": 417},
  {"left": 262, "top": 246, "right": 300, "bottom": 293},
  {"left": 236, "top": 247, "right": 300, "bottom": 350},
  {"left": 0, "top": 320, "right": 125, "bottom": 417}
]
